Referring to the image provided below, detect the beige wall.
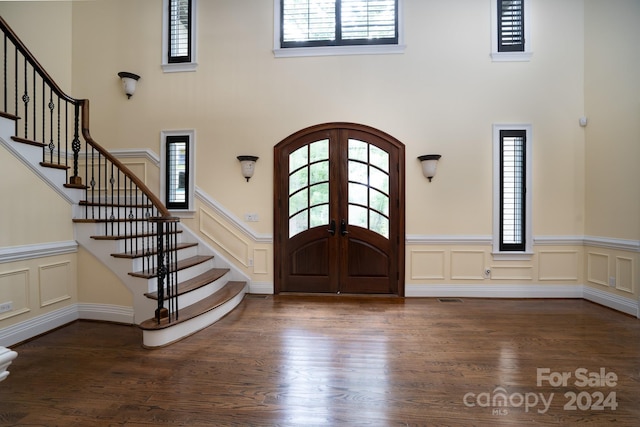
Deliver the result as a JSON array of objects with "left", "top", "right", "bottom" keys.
[
  {"left": 584, "top": 0, "right": 640, "bottom": 241},
  {"left": 0, "top": 1, "right": 72, "bottom": 93},
  {"left": 582, "top": 0, "right": 640, "bottom": 302}
]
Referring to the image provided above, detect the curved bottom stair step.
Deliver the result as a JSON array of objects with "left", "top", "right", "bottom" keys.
[
  {"left": 139, "top": 281, "right": 247, "bottom": 348},
  {"left": 144, "top": 268, "right": 230, "bottom": 300}
]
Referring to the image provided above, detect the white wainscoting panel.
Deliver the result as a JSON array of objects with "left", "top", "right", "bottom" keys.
[
  {"left": 199, "top": 207, "right": 250, "bottom": 267},
  {"left": 615, "top": 256, "right": 634, "bottom": 294},
  {"left": 451, "top": 250, "right": 485, "bottom": 280},
  {"left": 0, "top": 269, "right": 30, "bottom": 321},
  {"left": 538, "top": 250, "right": 579, "bottom": 281},
  {"left": 410, "top": 250, "right": 445, "bottom": 280},
  {"left": 38, "top": 261, "right": 72, "bottom": 307},
  {"left": 253, "top": 248, "right": 269, "bottom": 275},
  {"left": 490, "top": 265, "right": 533, "bottom": 280},
  {"left": 587, "top": 252, "right": 609, "bottom": 287}
]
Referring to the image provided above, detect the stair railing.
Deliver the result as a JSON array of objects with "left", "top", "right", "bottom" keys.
[{"left": 0, "top": 16, "right": 178, "bottom": 325}]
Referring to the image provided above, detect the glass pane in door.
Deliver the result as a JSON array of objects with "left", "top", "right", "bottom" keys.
[
  {"left": 347, "top": 139, "right": 390, "bottom": 238},
  {"left": 288, "top": 139, "right": 329, "bottom": 237}
]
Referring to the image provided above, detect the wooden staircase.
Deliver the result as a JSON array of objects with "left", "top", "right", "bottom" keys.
[
  {"left": 1, "top": 119, "right": 248, "bottom": 348},
  {"left": 0, "top": 14, "right": 248, "bottom": 347}
]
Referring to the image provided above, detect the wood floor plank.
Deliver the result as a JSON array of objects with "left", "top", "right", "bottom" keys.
[{"left": 1, "top": 297, "right": 639, "bottom": 426}]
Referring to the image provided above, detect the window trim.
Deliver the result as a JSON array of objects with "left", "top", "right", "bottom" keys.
[
  {"left": 492, "top": 124, "right": 532, "bottom": 259},
  {"left": 162, "top": 0, "right": 198, "bottom": 72},
  {"left": 160, "top": 130, "right": 195, "bottom": 216},
  {"left": 490, "top": 0, "right": 532, "bottom": 62},
  {"left": 273, "top": 0, "right": 406, "bottom": 58}
]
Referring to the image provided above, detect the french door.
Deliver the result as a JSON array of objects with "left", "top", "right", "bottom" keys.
[{"left": 274, "top": 123, "right": 405, "bottom": 295}]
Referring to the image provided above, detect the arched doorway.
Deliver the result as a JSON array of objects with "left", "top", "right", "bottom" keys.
[{"left": 274, "top": 123, "right": 405, "bottom": 295}]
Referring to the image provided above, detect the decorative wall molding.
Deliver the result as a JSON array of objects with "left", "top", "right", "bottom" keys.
[
  {"left": 108, "top": 149, "right": 161, "bottom": 167},
  {"left": 0, "top": 241, "right": 78, "bottom": 264},
  {"left": 407, "top": 235, "right": 640, "bottom": 252},
  {"left": 406, "top": 235, "right": 492, "bottom": 245},
  {"left": 584, "top": 236, "right": 640, "bottom": 252},
  {"left": 195, "top": 187, "right": 273, "bottom": 243}
]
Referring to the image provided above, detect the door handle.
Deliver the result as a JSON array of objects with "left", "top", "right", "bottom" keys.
[
  {"left": 340, "top": 219, "right": 349, "bottom": 236},
  {"left": 327, "top": 220, "right": 336, "bottom": 235}
]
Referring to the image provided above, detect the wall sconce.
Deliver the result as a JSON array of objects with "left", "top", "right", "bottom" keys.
[
  {"left": 418, "top": 154, "right": 441, "bottom": 182},
  {"left": 237, "top": 155, "right": 259, "bottom": 182},
  {"left": 117, "top": 71, "right": 140, "bottom": 99}
]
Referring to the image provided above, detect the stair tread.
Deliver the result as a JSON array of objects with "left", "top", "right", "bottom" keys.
[
  {"left": 0, "top": 111, "right": 19, "bottom": 121},
  {"left": 111, "top": 242, "right": 198, "bottom": 259},
  {"left": 139, "top": 281, "right": 246, "bottom": 331},
  {"left": 80, "top": 200, "right": 153, "bottom": 208},
  {"left": 144, "top": 267, "right": 231, "bottom": 300},
  {"left": 129, "top": 255, "right": 215, "bottom": 279},
  {"left": 73, "top": 218, "right": 150, "bottom": 223},
  {"left": 40, "top": 161, "right": 69, "bottom": 170},
  {"left": 89, "top": 230, "right": 183, "bottom": 240},
  {"left": 11, "top": 136, "right": 45, "bottom": 147}
]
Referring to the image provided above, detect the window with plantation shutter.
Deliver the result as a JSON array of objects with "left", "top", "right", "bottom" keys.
[
  {"left": 499, "top": 130, "right": 526, "bottom": 251},
  {"left": 169, "top": 0, "right": 192, "bottom": 62},
  {"left": 491, "top": 0, "right": 531, "bottom": 61},
  {"left": 493, "top": 124, "right": 532, "bottom": 257},
  {"left": 280, "top": 0, "right": 398, "bottom": 48},
  {"left": 498, "top": 0, "right": 524, "bottom": 52},
  {"left": 162, "top": 0, "right": 197, "bottom": 72}
]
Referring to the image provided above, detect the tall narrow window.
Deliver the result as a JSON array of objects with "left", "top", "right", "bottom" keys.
[
  {"left": 498, "top": 0, "right": 524, "bottom": 52},
  {"left": 169, "top": 0, "right": 192, "bottom": 62},
  {"left": 493, "top": 124, "right": 532, "bottom": 257},
  {"left": 161, "top": 130, "right": 195, "bottom": 213},
  {"left": 276, "top": 0, "right": 404, "bottom": 56},
  {"left": 499, "top": 130, "right": 526, "bottom": 251},
  {"left": 163, "top": 0, "right": 197, "bottom": 72},
  {"left": 166, "top": 136, "right": 189, "bottom": 210}
]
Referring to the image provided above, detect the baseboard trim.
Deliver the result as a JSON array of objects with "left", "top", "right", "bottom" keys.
[
  {"left": 0, "top": 303, "right": 135, "bottom": 347},
  {"left": 0, "top": 305, "right": 78, "bottom": 347},
  {"left": 248, "top": 281, "right": 274, "bottom": 294},
  {"left": 77, "top": 303, "right": 135, "bottom": 324},
  {"left": 582, "top": 286, "right": 638, "bottom": 317},
  {"left": 405, "top": 284, "right": 583, "bottom": 298}
]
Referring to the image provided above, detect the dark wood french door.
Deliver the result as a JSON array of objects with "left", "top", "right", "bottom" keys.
[{"left": 274, "top": 123, "right": 405, "bottom": 295}]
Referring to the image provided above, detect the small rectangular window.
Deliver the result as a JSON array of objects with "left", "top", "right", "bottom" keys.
[
  {"left": 281, "top": 0, "right": 398, "bottom": 48},
  {"left": 497, "top": 0, "right": 524, "bottom": 52},
  {"left": 166, "top": 135, "right": 189, "bottom": 210},
  {"left": 168, "top": 0, "right": 192, "bottom": 63},
  {"left": 499, "top": 129, "right": 526, "bottom": 251}
]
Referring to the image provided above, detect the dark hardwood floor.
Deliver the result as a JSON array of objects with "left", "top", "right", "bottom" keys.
[{"left": 1, "top": 296, "right": 639, "bottom": 426}]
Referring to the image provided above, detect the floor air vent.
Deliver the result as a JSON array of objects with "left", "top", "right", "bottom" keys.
[{"left": 437, "top": 298, "right": 463, "bottom": 303}]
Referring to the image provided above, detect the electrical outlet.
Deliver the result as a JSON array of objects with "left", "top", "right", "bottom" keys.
[
  {"left": 244, "top": 213, "right": 259, "bottom": 222},
  {"left": 483, "top": 269, "right": 491, "bottom": 279},
  {"left": 609, "top": 277, "right": 616, "bottom": 287},
  {"left": 0, "top": 301, "right": 13, "bottom": 314}
]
